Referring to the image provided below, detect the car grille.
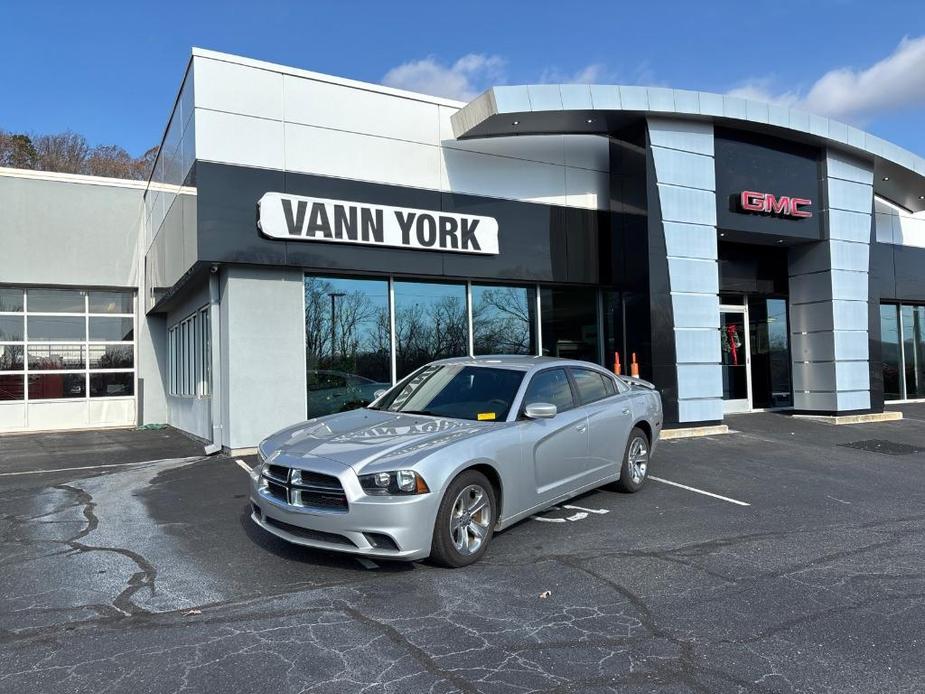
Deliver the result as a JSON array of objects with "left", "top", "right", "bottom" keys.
[{"left": 260, "top": 464, "right": 349, "bottom": 513}]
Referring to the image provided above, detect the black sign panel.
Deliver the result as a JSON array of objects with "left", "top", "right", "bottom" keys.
[{"left": 714, "top": 127, "right": 823, "bottom": 241}]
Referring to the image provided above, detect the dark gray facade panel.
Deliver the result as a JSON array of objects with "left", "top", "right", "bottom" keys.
[
  {"left": 190, "top": 162, "right": 615, "bottom": 287},
  {"left": 713, "top": 128, "right": 823, "bottom": 242},
  {"left": 870, "top": 240, "right": 925, "bottom": 302}
]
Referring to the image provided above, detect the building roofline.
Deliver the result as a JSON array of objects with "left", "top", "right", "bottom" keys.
[
  {"left": 450, "top": 84, "right": 925, "bottom": 211},
  {"left": 190, "top": 47, "right": 468, "bottom": 109},
  {"left": 0, "top": 166, "right": 148, "bottom": 190}
]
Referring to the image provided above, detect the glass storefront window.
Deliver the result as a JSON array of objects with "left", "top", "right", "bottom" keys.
[
  {"left": 0, "top": 285, "right": 136, "bottom": 402},
  {"left": 880, "top": 304, "right": 902, "bottom": 400},
  {"left": 305, "top": 276, "right": 391, "bottom": 418},
  {"left": 0, "top": 315, "right": 24, "bottom": 341},
  {"left": 89, "top": 316, "right": 134, "bottom": 342},
  {"left": 394, "top": 280, "right": 468, "bottom": 378},
  {"left": 88, "top": 291, "right": 133, "bottom": 314},
  {"left": 471, "top": 285, "right": 536, "bottom": 356},
  {"left": 540, "top": 287, "right": 599, "bottom": 362},
  {"left": 89, "top": 344, "right": 134, "bottom": 369},
  {"left": 0, "top": 345, "right": 24, "bottom": 371},
  {"left": 748, "top": 298, "right": 793, "bottom": 408},
  {"left": 602, "top": 290, "right": 624, "bottom": 372},
  {"left": 26, "top": 288, "right": 85, "bottom": 313},
  {"left": 27, "top": 316, "right": 86, "bottom": 341},
  {"left": 0, "top": 288, "right": 24, "bottom": 312},
  {"left": 0, "top": 374, "right": 24, "bottom": 401},
  {"left": 902, "top": 305, "right": 925, "bottom": 398},
  {"left": 89, "top": 372, "right": 134, "bottom": 397},
  {"left": 28, "top": 373, "right": 86, "bottom": 399},
  {"left": 27, "top": 344, "right": 85, "bottom": 370}
]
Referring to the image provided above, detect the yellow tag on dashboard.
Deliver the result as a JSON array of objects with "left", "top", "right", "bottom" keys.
[{"left": 477, "top": 412, "right": 496, "bottom": 421}]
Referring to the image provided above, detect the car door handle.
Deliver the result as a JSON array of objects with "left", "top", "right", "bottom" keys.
[
  {"left": 575, "top": 424, "right": 587, "bottom": 432},
  {"left": 622, "top": 408, "right": 631, "bottom": 416}
]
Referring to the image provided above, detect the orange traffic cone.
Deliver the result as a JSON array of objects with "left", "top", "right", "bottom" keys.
[
  {"left": 630, "top": 352, "right": 640, "bottom": 378},
  {"left": 613, "top": 351, "right": 622, "bottom": 375}
]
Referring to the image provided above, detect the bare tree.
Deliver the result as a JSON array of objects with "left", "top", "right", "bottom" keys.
[
  {"left": 33, "top": 131, "right": 89, "bottom": 174},
  {"left": 86, "top": 144, "right": 138, "bottom": 179},
  {"left": 0, "top": 128, "right": 156, "bottom": 180}
]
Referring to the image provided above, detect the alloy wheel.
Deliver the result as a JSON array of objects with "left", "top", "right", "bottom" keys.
[
  {"left": 628, "top": 437, "right": 649, "bottom": 484},
  {"left": 449, "top": 484, "right": 491, "bottom": 555}
]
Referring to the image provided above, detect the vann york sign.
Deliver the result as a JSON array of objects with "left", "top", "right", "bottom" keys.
[{"left": 257, "top": 193, "right": 499, "bottom": 255}]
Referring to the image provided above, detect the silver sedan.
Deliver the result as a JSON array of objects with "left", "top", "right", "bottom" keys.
[{"left": 250, "top": 356, "right": 663, "bottom": 567}]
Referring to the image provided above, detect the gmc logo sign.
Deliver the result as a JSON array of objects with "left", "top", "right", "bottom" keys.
[{"left": 739, "top": 191, "right": 813, "bottom": 219}]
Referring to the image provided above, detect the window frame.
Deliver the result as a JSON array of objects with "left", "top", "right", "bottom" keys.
[
  {"left": 567, "top": 366, "right": 618, "bottom": 406},
  {"left": 167, "top": 305, "right": 212, "bottom": 399},
  {"left": 0, "top": 286, "right": 135, "bottom": 403},
  {"left": 519, "top": 366, "right": 578, "bottom": 417}
]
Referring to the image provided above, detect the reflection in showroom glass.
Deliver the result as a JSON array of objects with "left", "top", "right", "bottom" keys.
[
  {"left": 28, "top": 373, "right": 87, "bottom": 399},
  {"left": 472, "top": 285, "right": 536, "bottom": 355},
  {"left": 394, "top": 280, "right": 468, "bottom": 378},
  {"left": 304, "top": 276, "right": 391, "bottom": 418},
  {"left": 27, "top": 344, "right": 85, "bottom": 370},
  {"left": 90, "top": 372, "right": 134, "bottom": 397}
]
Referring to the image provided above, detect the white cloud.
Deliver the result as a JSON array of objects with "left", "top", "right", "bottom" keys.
[
  {"left": 381, "top": 54, "right": 505, "bottom": 101},
  {"left": 539, "top": 63, "right": 611, "bottom": 84},
  {"left": 729, "top": 35, "right": 925, "bottom": 123}
]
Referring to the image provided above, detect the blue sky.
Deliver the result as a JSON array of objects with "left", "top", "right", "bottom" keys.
[{"left": 3, "top": 1, "right": 925, "bottom": 157}]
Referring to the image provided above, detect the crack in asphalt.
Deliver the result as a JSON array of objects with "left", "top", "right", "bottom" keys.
[
  {"left": 54, "top": 484, "right": 158, "bottom": 616},
  {"left": 558, "top": 557, "right": 762, "bottom": 694},
  {"left": 337, "top": 600, "right": 481, "bottom": 694}
]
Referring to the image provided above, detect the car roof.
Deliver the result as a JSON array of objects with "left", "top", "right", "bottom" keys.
[{"left": 431, "top": 355, "right": 612, "bottom": 374}]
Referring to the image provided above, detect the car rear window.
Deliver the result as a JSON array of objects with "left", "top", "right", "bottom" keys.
[{"left": 571, "top": 368, "right": 612, "bottom": 404}]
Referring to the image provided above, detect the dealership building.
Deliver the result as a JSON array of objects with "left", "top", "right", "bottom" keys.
[{"left": 1, "top": 48, "right": 924, "bottom": 450}]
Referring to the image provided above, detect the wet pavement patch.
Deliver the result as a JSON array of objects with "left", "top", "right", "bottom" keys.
[{"left": 839, "top": 439, "right": 922, "bottom": 456}]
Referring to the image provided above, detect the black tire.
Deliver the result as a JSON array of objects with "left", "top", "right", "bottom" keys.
[
  {"left": 614, "top": 427, "right": 650, "bottom": 493},
  {"left": 430, "top": 470, "right": 497, "bottom": 568}
]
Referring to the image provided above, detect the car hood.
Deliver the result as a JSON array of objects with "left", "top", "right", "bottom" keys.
[{"left": 262, "top": 408, "right": 500, "bottom": 472}]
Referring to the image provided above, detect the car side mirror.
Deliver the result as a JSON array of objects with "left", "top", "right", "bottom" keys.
[
  {"left": 373, "top": 389, "right": 387, "bottom": 400},
  {"left": 524, "top": 402, "right": 557, "bottom": 419}
]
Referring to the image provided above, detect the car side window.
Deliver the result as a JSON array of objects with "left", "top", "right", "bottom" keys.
[
  {"left": 571, "top": 368, "right": 611, "bottom": 405},
  {"left": 522, "top": 368, "right": 575, "bottom": 413}
]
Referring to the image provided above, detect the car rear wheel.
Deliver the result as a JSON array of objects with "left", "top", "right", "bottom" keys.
[
  {"left": 614, "top": 427, "right": 650, "bottom": 493},
  {"left": 430, "top": 470, "right": 496, "bottom": 568}
]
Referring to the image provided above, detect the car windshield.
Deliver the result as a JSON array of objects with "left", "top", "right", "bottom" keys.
[{"left": 372, "top": 364, "right": 525, "bottom": 421}]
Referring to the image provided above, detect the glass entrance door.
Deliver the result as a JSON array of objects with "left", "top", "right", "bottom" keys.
[{"left": 720, "top": 305, "right": 752, "bottom": 413}]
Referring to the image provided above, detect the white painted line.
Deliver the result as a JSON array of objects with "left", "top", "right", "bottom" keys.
[
  {"left": 0, "top": 460, "right": 165, "bottom": 478},
  {"left": 565, "top": 512, "right": 588, "bottom": 522},
  {"left": 562, "top": 504, "right": 609, "bottom": 515},
  {"left": 234, "top": 459, "right": 253, "bottom": 473},
  {"left": 648, "top": 476, "right": 751, "bottom": 507},
  {"left": 826, "top": 495, "right": 852, "bottom": 505},
  {"left": 530, "top": 514, "right": 567, "bottom": 524}
]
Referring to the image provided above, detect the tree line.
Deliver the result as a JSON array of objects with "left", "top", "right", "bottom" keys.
[{"left": 0, "top": 129, "right": 157, "bottom": 181}]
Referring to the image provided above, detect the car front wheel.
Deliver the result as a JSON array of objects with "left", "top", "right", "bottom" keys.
[
  {"left": 430, "top": 470, "right": 496, "bottom": 568},
  {"left": 615, "top": 427, "right": 650, "bottom": 493}
]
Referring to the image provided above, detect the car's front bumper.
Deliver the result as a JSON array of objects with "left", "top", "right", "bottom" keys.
[{"left": 248, "top": 462, "right": 440, "bottom": 561}]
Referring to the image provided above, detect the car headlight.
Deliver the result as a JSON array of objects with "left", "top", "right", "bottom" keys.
[{"left": 358, "top": 470, "right": 430, "bottom": 496}]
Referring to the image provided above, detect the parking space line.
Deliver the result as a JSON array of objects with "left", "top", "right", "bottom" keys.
[
  {"left": 234, "top": 459, "right": 253, "bottom": 473},
  {"left": 649, "top": 476, "right": 750, "bottom": 507},
  {"left": 0, "top": 460, "right": 172, "bottom": 477}
]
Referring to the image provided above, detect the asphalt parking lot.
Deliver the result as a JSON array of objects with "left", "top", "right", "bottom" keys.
[{"left": 1, "top": 407, "right": 924, "bottom": 693}]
